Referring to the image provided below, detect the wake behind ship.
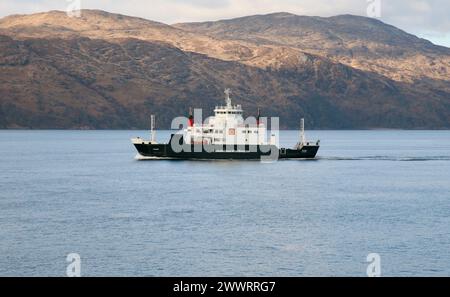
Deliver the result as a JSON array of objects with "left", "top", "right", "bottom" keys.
[{"left": 131, "top": 89, "right": 320, "bottom": 160}]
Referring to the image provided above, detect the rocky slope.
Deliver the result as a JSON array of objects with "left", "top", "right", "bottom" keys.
[
  {"left": 0, "top": 10, "right": 449, "bottom": 129},
  {"left": 176, "top": 13, "right": 450, "bottom": 84}
]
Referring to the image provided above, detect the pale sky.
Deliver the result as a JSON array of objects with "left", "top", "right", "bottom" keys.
[{"left": 1, "top": 0, "right": 449, "bottom": 47}]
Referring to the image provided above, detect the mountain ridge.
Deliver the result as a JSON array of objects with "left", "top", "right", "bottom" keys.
[{"left": 0, "top": 10, "right": 449, "bottom": 129}]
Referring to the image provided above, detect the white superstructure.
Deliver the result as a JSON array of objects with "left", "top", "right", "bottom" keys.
[{"left": 184, "top": 89, "right": 268, "bottom": 146}]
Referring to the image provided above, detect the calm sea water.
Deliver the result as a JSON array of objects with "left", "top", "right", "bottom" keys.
[{"left": 0, "top": 130, "right": 449, "bottom": 276}]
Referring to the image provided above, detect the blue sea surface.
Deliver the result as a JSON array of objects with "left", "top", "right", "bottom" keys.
[{"left": 0, "top": 130, "right": 449, "bottom": 276}]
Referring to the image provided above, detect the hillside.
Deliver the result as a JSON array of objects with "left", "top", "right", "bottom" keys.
[{"left": 0, "top": 10, "right": 450, "bottom": 129}]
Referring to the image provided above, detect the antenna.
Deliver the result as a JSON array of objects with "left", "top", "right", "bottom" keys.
[
  {"left": 150, "top": 114, "right": 156, "bottom": 143},
  {"left": 257, "top": 108, "right": 261, "bottom": 126},
  {"left": 300, "top": 118, "right": 305, "bottom": 145},
  {"left": 224, "top": 88, "right": 232, "bottom": 107}
]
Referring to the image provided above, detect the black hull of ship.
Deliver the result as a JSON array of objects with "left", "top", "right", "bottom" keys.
[{"left": 133, "top": 141, "right": 319, "bottom": 160}]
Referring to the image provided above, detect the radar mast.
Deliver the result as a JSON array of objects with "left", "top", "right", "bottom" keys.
[{"left": 224, "top": 88, "right": 232, "bottom": 108}]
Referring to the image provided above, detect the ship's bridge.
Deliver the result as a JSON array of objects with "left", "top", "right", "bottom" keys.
[
  {"left": 213, "top": 89, "right": 243, "bottom": 118},
  {"left": 213, "top": 105, "right": 243, "bottom": 116}
]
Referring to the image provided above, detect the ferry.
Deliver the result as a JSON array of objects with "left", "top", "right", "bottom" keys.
[{"left": 131, "top": 89, "right": 320, "bottom": 160}]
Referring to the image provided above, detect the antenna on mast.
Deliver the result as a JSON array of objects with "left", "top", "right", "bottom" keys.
[
  {"left": 150, "top": 114, "right": 156, "bottom": 143},
  {"left": 257, "top": 108, "right": 261, "bottom": 126},
  {"left": 300, "top": 118, "right": 305, "bottom": 145},
  {"left": 224, "top": 88, "right": 232, "bottom": 107}
]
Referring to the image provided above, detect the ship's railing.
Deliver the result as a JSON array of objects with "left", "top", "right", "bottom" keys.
[
  {"left": 214, "top": 105, "right": 243, "bottom": 110},
  {"left": 189, "top": 123, "right": 264, "bottom": 129}
]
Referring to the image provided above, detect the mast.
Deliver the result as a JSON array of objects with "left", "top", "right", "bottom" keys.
[
  {"left": 257, "top": 108, "right": 261, "bottom": 144},
  {"left": 300, "top": 118, "right": 305, "bottom": 145},
  {"left": 224, "top": 88, "right": 232, "bottom": 108},
  {"left": 150, "top": 114, "right": 156, "bottom": 143},
  {"left": 188, "top": 107, "right": 194, "bottom": 127},
  {"left": 257, "top": 108, "right": 261, "bottom": 126}
]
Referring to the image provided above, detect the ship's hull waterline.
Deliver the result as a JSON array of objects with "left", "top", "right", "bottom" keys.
[{"left": 133, "top": 140, "right": 319, "bottom": 160}]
